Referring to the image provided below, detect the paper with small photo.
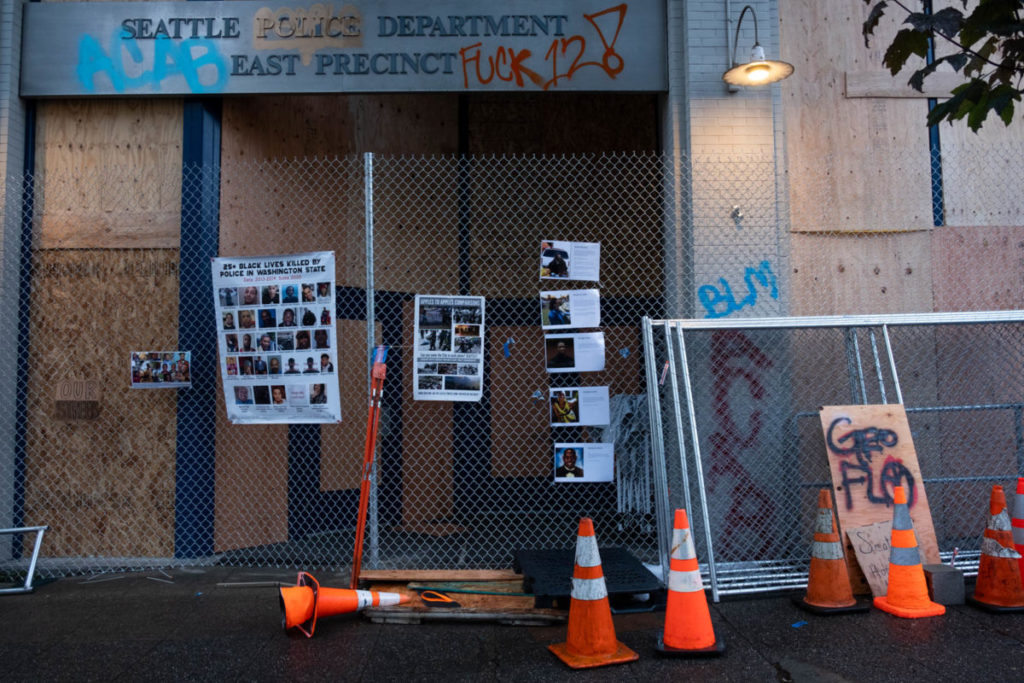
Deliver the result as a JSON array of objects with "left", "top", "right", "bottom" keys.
[
  {"left": 539, "top": 240, "right": 600, "bottom": 282},
  {"left": 554, "top": 443, "right": 613, "bottom": 482},
  {"left": 544, "top": 332, "right": 605, "bottom": 373},
  {"left": 540, "top": 289, "right": 600, "bottom": 329},
  {"left": 131, "top": 351, "right": 191, "bottom": 389},
  {"left": 550, "top": 386, "right": 610, "bottom": 427}
]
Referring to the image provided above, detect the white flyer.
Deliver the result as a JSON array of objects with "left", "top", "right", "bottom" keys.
[
  {"left": 540, "top": 289, "right": 601, "bottom": 329},
  {"left": 212, "top": 251, "right": 341, "bottom": 424},
  {"left": 544, "top": 332, "right": 606, "bottom": 373},
  {"left": 539, "top": 240, "right": 601, "bottom": 282},
  {"left": 554, "top": 442, "right": 614, "bottom": 482},
  {"left": 413, "top": 294, "right": 486, "bottom": 402},
  {"left": 549, "top": 386, "right": 610, "bottom": 427}
]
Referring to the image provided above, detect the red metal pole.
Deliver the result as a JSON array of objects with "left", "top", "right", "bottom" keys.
[{"left": 351, "top": 346, "right": 388, "bottom": 590}]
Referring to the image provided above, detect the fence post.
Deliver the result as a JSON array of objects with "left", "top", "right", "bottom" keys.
[{"left": 364, "top": 152, "right": 379, "bottom": 567}]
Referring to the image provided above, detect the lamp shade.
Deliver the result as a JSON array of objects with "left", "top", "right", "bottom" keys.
[
  {"left": 723, "top": 43, "right": 794, "bottom": 86},
  {"left": 723, "top": 6, "right": 794, "bottom": 87}
]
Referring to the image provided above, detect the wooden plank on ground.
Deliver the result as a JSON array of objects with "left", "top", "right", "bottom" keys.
[{"left": 359, "top": 569, "right": 521, "bottom": 582}]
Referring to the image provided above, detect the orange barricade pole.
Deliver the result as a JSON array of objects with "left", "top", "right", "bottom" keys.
[
  {"left": 967, "top": 484, "right": 1024, "bottom": 612},
  {"left": 351, "top": 346, "right": 388, "bottom": 590},
  {"left": 548, "top": 518, "right": 639, "bottom": 669},
  {"left": 656, "top": 508, "right": 725, "bottom": 656},
  {"left": 795, "top": 489, "right": 867, "bottom": 614},
  {"left": 873, "top": 485, "right": 945, "bottom": 618}
]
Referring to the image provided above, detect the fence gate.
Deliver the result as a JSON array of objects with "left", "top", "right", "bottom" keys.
[{"left": 643, "top": 311, "right": 1024, "bottom": 600}]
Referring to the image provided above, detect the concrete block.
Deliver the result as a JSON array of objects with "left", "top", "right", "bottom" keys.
[{"left": 924, "top": 564, "right": 965, "bottom": 605}]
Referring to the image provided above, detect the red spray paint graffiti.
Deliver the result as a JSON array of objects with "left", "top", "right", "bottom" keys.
[{"left": 706, "top": 330, "right": 776, "bottom": 558}]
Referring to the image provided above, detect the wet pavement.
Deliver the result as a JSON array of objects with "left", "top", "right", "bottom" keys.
[{"left": 3, "top": 566, "right": 1024, "bottom": 682}]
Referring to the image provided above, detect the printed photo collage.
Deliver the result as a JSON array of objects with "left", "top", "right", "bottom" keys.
[
  {"left": 412, "top": 296, "right": 486, "bottom": 400},
  {"left": 538, "top": 240, "right": 613, "bottom": 482},
  {"left": 218, "top": 282, "right": 335, "bottom": 407}
]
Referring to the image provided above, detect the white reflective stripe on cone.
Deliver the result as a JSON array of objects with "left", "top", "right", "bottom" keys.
[
  {"left": 572, "top": 576, "right": 609, "bottom": 600},
  {"left": 670, "top": 528, "right": 695, "bottom": 561},
  {"left": 812, "top": 540, "right": 844, "bottom": 560},
  {"left": 668, "top": 568, "right": 704, "bottom": 593},
  {"left": 575, "top": 535, "right": 601, "bottom": 568},
  {"left": 982, "top": 536, "right": 1022, "bottom": 559},
  {"left": 990, "top": 510, "right": 1013, "bottom": 531},
  {"left": 357, "top": 590, "right": 375, "bottom": 609},
  {"left": 815, "top": 508, "right": 834, "bottom": 533}
]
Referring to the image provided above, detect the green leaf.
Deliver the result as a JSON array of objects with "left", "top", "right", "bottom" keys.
[
  {"left": 883, "top": 29, "right": 930, "bottom": 74},
  {"left": 863, "top": 2, "right": 888, "bottom": 47}
]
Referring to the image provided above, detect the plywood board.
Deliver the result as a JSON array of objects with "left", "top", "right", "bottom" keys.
[
  {"left": 819, "top": 405, "right": 941, "bottom": 570},
  {"left": 931, "top": 225, "right": 1024, "bottom": 311},
  {"left": 35, "top": 99, "right": 183, "bottom": 248},
  {"left": 780, "top": 0, "right": 932, "bottom": 233},
  {"left": 790, "top": 232, "right": 934, "bottom": 315},
  {"left": 399, "top": 299, "right": 454, "bottom": 531},
  {"left": 23, "top": 251, "right": 179, "bottom": 557}
]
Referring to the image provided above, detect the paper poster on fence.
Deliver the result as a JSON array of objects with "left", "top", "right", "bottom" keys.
[
  {"left": 539, "top": 240, "right": 600, "bottom": 282},
  {"left": 550, "top": 386, "right": 609, "bottom": 427},
  {"left": 540, "top": 289, "right": 600, "bottom": 329},
  {"left": 414, "top": 294, "right": 485, "bottom": 402},
  {"left": 212, "top": 251, "right": 341, "bottom": 424},
  {"left": 554, "top": 442, "right": 613, "bottom": 482},
  {"left": 131, "top": 351, "right": 191, "bottom": 389},
  {"left": 545, "top": 332, "right": 605, "bottom": 373}
]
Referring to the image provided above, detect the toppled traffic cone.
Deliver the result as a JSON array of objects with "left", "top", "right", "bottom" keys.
[
  {"left": 794, "top": 489, "right": 867, "bottom": 614},
  {"left": 873, "top": 486, "right": 945, "bottom": 618},
  {"left": 655, "top": 508, "right": 724, "bottom": 656},
  {"left": 280, "top": 571, "right": 408, "bottom": 637},
  {"left": 1012, "top": 478, "right": 1024, "bottom": 580},
  {"left": 967, "top": 485, "right": 1024, "bottom": 612},
  {"left": 548, "top": 518, "right": 639, "bottom": 669}
]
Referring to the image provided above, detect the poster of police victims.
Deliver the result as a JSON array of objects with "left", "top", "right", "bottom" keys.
[{"left": 212, "top": 251, "right": 341, "bottom": 424}]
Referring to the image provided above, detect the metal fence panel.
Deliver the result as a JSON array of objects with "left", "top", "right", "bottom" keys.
[{"left": 645, "top": 312, "right": 1024, "bottom": 598}]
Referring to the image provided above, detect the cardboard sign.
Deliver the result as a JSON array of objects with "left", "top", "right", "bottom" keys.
[
  {"left": 53, "top": 379, "right": 101, "bottom": 420},
  {"left": 846, "top": 520, "right": 892, "bottom": 597},
  {"left": 819, "top": 404, "right": 941, "bottom": 592}
]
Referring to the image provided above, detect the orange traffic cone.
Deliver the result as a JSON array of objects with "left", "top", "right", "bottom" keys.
[
  {"left": 873, "top": 486, "right": 945, "bottom": 618},
  {"left": 655, "top": 508, "right": 724, "bottom": 656},
  {"left": 548, "top": 518, "right": 639, "bottom": 669},
  {"left": 794, "top": 489, "right": 867, "bottom": 614},
  {"left": 967, "top": 485, "right": 1024, "bottom": 612},
  {"left": 280, "top": 571, "right": 409, "bottom": 637},
  {"left": 1011, "top": 478, "right": 1024, "bottom": 580}
]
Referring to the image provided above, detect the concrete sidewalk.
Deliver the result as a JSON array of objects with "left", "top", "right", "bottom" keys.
[{"left": 3, "top": 566, "right": 1024, "bottom": 681}]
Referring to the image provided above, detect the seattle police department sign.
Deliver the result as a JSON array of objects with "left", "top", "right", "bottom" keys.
[{"left": 20, "top": 1, "right": 667, "bottom": 96}]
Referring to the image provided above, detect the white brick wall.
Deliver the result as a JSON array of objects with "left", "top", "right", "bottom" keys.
[{"left": 686, "top": 0, "right": 781, "bottom": 156}]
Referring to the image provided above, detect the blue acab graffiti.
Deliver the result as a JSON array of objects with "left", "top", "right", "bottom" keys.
[
  {"left": 698, "top": 260, "right": 779, "bottom": 319},
  {"left": 77, "top": 29, "right": 229, "bottom": 94}
]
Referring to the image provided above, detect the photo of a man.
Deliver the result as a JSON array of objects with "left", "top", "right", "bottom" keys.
[{"left": 555, "top": 448, "right": 584, "bottom": 479}]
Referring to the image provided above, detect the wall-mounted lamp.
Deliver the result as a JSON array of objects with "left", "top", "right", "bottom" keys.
[{"left": 723, "top": 5, "right": 794, "bottom": 87}]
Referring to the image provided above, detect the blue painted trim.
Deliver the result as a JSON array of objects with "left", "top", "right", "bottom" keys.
[
  {"left": 924, "top": 0, "right": 944, "bottom": 227},
  {"left": 174, "top": 99, "right": 221, "bottom": 558},
  {"left": 11, "top": 102, "right": 38, "bottom": 555}
]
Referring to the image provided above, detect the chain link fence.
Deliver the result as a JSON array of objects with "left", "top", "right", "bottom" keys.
[
  {"left": 644, "top": 313, "right": 1024, "bottom": 598},
  {"left": 0, "top": 144, "right": 1022, "bottom": 584}
]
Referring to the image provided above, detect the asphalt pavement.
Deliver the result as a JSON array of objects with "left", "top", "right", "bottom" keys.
[{"left": 3, "top": 566, "right": 1024, "bottom": 682}]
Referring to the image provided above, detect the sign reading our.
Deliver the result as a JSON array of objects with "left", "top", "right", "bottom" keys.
[{"left": 20, "top": 0, "right": 667, "bottom": 97}]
